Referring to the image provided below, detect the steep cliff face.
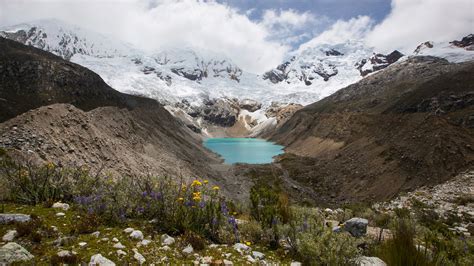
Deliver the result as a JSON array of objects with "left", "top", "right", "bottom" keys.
[{"left": 270, "top": 57, "right": 474, "bottom": 204}]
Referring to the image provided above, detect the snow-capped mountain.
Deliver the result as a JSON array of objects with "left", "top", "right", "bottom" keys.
[
  {"left": 1, "top": 19, "right": 472, "bottom": 136},
  {"left": 0, "top": 19, "right": 134, "bottom": 60},
  {"left": 262, "top": 40, "right": 402, "bottom": 99},
  {"left": 413, "top": 34, "right": 474, "bottom": 63}
]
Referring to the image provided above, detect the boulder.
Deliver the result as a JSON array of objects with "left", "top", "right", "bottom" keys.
[
  {"left": 89, "top": 254, "right": 115, "bottom": 266},
  {"left": 0, "top": 214, "right": 31, "bottom": 224},
  {"left": 2, "top": 230, "right": 17, "bottom": 242},
  {"left": 344, "top": 218, "right": 368, "bottom": 237},
  {"left": 356, "top": 256, "right": 387, "bottom": 266},
  {"left": 0, "top": 242, "right": 34, "bottom": 264}
]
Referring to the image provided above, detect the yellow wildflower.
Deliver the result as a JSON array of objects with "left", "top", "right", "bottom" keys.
[
  {"left": 177, "top": 197, "right": 184, "bottom": 202},
  {"left": 246, "top": 241, "right": 251, "bottom": 246},
  {"left": 45, "top": 162, "right": 55, "bottom": 169},
  {"left": 191, "top": 180, "right": 202, "bottom": 187},
  {"left": 203, "top": 180, "right": 209, "bottom": 184},
  {"left": 181, "top": 184, "right": 187, "bottom": 191},
  {"left": 212, "top": 186, "right": 220, "bottom": 191}
]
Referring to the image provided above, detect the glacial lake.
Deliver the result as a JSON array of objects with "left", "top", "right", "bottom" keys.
[{"left": 204, "top": 138, "right": 284, "bottom": 164}]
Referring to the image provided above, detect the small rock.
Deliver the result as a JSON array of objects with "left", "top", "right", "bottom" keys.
[
  {"left": 116, "top": 250, "right": 127, "bottom": 257},
  {"left": 140, "top": 239, "right": 152, "bottom": 246},
  {"left": 91, "top": 231, "right": 100, "bottom": 238},
  {"left": 130, "top": 230, "right": 144, "bottom": 241},
  {"left": 78, "top": 242, "right": 87, "bottom": 248},
  {"left": 123, "top": 228, "right": 134, "bottom": 233},
  {"left": 252, "top": 251, "right": 265, "bottom": 260},
  {"left": 356, "top": 256, "right": 387, "bottom": 266},
  {"left": 182, "top": 244, "right": 194, "bottom": 255},
  {"left": 201, "top": 256, "right": 213, "bottom": 264},
  {"left": 159, "top": 246, "right": 171, "bottom": 251},
  {"left": 132, "top": 248, "right": 146, "bottom": 264},
  {"left": 0, "top": 214, "right": 31, "bottom": 224},
  {"left": 290, "top": 262, "right": 302, "bottom": 266},
  {"left": 112, "top": 238, "right": 119, "bottom": 243},
  {"left": 52, "top": 202, "right": 70, "bottom": 211},
  {"left": 245, "top": 255, "right": 256, "bottom": 263},
  {"left": 100, "top": 238, "right": 110, "bottom": 242},
  {"left": 233, "top": 243, "right": 250, "bottom": 253},
  {"left": 161, "top": 234, "right": 175, "bottom": 246},
  {"left": 56, "top": 212, "right": 65, "bottom": 217},
  {"left": 113, "top": 243, "right": 125, "bottom": 249},
  {"left": 57, "top": 250, "right": 72, "bottom": 257},
  {"left": 344, "top": 217, "right": 368, "bottom": 237},
  {"left": 51, "top": 226, "right": 58, "bottom": 232},
  {"left": 2, "top": 230, "right": 17, "bottom": 242},
  {"left": 89, "top": 253, "right": 115, "bottom": 266},
  {"left": 223, "top": 259, "right": 233, "bottom": 265},
  {"left": 0, "top": 242, "right": 34, "bottom": 264}
]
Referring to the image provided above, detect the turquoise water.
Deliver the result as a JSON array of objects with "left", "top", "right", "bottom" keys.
[{"left": 204, "top": 138, "right": 284, "bottom": 164}]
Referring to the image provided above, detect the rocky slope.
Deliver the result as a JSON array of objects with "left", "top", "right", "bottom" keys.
[
  {"left": 0, "top": 37, "right": 220, "bottom": 181},
  {"left": 269, "top": 56, "right": 474, "bottom": 204}
]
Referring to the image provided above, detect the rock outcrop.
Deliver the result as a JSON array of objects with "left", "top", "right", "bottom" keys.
[{"left": 0, "top": 242, "right": 34, "bottom": 264}]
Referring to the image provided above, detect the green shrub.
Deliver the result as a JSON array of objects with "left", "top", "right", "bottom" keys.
[
  {"left": 374, "top": 218, "right": 431, "bottom": 265},
  {"left": 250, "top": 184, "right": 290, "bottom": 228}
]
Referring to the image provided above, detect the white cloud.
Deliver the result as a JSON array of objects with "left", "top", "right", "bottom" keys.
[
  {"left": 297, "top": 16, "right": 373, "bottom": 52},
  {"left": 0, "top": 0, "right": 289, "bottom": 73},
  {"left": 261, "top": 9, "right": 315, "bottom": 29},
  {"left": 259, "top": 8, "right": 325, "bottom": 46},
  {"left": 366, "top": 0, "right": 474, "bottom": 53}
]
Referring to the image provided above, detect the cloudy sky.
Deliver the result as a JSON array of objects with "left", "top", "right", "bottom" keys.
[{"left": 0, "top": 0, "right": 472, "bottom": 73}]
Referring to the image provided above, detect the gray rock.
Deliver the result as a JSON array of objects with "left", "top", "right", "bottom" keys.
[
  {"left": 233, "top": 243, "right": 251, "bottom": 254},
  {"left": 161, "top": 234, "right": 175, "bottom": 246},
  {"left": 132, "top": 248, "right": 146, "bottom": 264},
  {"left": 344, "top": 217, "right": 368, "bottom": 237},
  {"left": 0, "top": 242, "right": 34, "bottom": 264},
  {"left": 129, "top": 230, "right": 143, "bottom": 241},
  {"left": 252, "top": 251, "right": 265, "bottom": 260},
  {"left": 239, "top": 99, "right": 262, "bottom": 112},
  {"left": 2, "top": 230, "right": 17, "bottom": 242},
  {"left": 52, "top": 202, "right": 70, "bottom": 211},
  {"left": 113, "top": 242, "right": 125, "bottom": 249},
  {"left": 182, "top": 244, "right": 194, "bottom": 255},
  {"left": 356, "top": 256, "right": 387, "bottom": 266},
  {"left": 123, "top": 227, "right": 134, "bottom": 233},
  {"left": 89, "top": 254, "right": 115, "bottom": 266},
  {"left": 0, "top": 214, "right": 31, "bottom": 224}
]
